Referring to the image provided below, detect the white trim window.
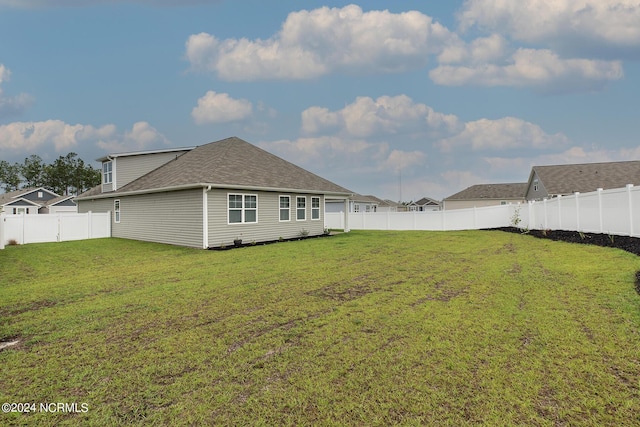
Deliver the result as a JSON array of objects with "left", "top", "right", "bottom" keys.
[
  {"left": 279, "top": 196, "right": 290, "bottom": 221},
  {"left": 228, "top": 194, "right": 258, "bottom": 224},
  {"left": 296, "top": 196, "right": 306, "bottom": 221},
  {"left": 114, "top": 199, "right": 120, "bottom": 223},
  {"left": 311, "top": 197, "right": 320, "bottom": 220},
  {"left": 103, "top": 161, "right": 113, "bottom": 184}
]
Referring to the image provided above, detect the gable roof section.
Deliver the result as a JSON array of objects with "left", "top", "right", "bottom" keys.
[
  {"left": 444, "top": 183, "right": 527, "bottom": 201},
  {"left": 531, "top": 161, "right": 640, "bottom": 196},
  {"left": 0, "top": 187, "right": 60, "bottom": 206},
  {"left": 413, "top": 197, "right": 440, "bottom": 206},
  {"left": 79, "top": 137, "right": 352, "bottom": 199}
]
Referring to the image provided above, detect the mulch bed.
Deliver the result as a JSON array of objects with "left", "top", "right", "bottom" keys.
[{"left": 490, "top": 227, "right": 640, "bottom": 256}]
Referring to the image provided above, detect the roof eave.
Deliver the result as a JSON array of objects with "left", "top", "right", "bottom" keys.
[{"left": 75, "top": 183, "right": 353, "bottom": 201}]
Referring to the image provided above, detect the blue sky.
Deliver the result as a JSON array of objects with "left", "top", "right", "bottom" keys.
[{"left": 1, "top": 0, "right": 639, "bottom": 200}]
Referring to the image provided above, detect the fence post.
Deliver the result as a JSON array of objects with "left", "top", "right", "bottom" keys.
[
  {"left": 627, "top": 184, "right": 634, "bottom": 236},
  {"left": 88, "top": 211, "right": 93, "bottom": 239},
  {"left": 0, "top": 214, "right": 4, "bottom": 250},
  {"left": 597, "top": 188, "right": 603, "bottom": 233},
  {"left": 543, "top": 198, "right": 548, "bottom": 229},
  {"left": 575, "top": 192, "right": 580, "bottom": 231},
  {"left": 557, "top": 195, "right": 563, "bottom": 229},
  {"left": 473, "top": 206, "right": 478, "bottom": 229},
  {"left": 386, "top": 211, "right": 390, "bottom": 230}
]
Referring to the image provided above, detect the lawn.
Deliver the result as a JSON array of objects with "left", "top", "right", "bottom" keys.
[{"left": 1, "top": 230, "right": 639, "bottom": 426}]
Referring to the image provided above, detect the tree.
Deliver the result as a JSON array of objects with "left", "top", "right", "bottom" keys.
[
  {"left": 20, "top": 154, "right": 46, "bottom": 188},
  {"left": 0, "top": 160, "right": 21, "bottom": 192}
]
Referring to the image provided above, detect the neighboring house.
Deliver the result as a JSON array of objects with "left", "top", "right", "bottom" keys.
[
  {"left": 443, "top": 183, "right": 527, "bottom": 210},
  {"left": 525, "top": 160, "right": 640, "bottom": 201},
  {"left": 0, "top": 187, "right": 77, "bottom": 215},
  {"left": 76, "top": 137, "right": 353, "bottom": 249},
  {"left": 326, "top": 194, "right": 379, "bottom": 213},
  {"left": 408, "top": 197, "right": 441, "bottom": 212},
  {"left": 363, "top": 196, "right": 402, "bottom": 212}
]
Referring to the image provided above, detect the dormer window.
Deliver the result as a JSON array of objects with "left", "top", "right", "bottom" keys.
[
  {"left": 103, "top": 161, "right": 113, "bottom": 184},
  {"left": 37, "top": 191, "right": 43, "bottom": 198}
]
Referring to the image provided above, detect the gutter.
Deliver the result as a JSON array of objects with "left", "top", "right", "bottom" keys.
[{"left": 75, "top": 183, "right": 353, "bottom": 201}]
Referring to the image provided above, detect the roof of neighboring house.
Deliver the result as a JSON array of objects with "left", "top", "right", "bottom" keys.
[
  {"left": 78, "top": 137, "right": 353, "bottom": 199},
  {"left": 413, "top": 197, "right": 441, "bottom": 206},
  {"left": 444, "top": 183, "right": 528, "bottom": 201},
  {"left": 529, "top": 160, "right": 640, "bottom": 195},
  {"left": 350, "top": 194, "right": 380, "bottom": 204},
  {"left": 45, "top": 195, "right": 76, "bottom": 206},
  {"left": 0, "top": 187, "right": 59, "bottom": 206}
]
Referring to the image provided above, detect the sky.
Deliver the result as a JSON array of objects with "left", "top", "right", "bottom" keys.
[{"left": 1, "top": 0, "right": 639, "bottom": 201}]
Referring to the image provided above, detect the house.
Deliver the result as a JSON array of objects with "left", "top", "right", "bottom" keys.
[
  {"left": 408, "top": 197, "right": 441, "bottom": 212},
  {"left": 443, "top": 183, "right": 527, "bottom": 210},
  {"left": 326, "top": 194, "right": 379, "bottom": 213},
  {"left": 76, "top": 137, "right": 353, "bottom": 248},
  {"left": 525, "top": 160, "right": 640, "bottom": 201},
  {"left": 363, "top": 195, "right": 403, "bottom": 212},
  {"left": 0, "top": 187, "right": 77, "bottom": 215}
]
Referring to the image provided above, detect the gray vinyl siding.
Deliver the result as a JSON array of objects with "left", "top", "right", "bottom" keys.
[
  {"left": 526, "top": 171, "right": 549, "bottom": 201},
  {"left": 114, "top": 151, "right": 190, "bottom": 190},
  {"left": 22, "top": 189, "right": 58, "bottom": 202},
  {"left": 207, "top": 189, "right": 324, "bottom": 247},
  {"left": 78, "top": 189, "right": 203, "bottom": 248}
]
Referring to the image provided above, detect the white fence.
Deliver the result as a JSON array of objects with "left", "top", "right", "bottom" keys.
[
  {"left": 325, "top": 184, "right": 640, "bottom": 238},
  {"left": 0, "top": 212, "right": 111, "bottom": 249}
]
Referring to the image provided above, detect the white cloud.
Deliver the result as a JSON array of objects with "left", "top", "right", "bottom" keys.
[
  {"left": 261, "top": 136, "right": 426, "bottom": 176},
  {"left": 430, "top": 48, "right": 623, "bottom": 91},
  {"left": 185, "top": 5, "right": 454, "bottom": 81},
  {"left": 438, "top": 34, "right": 508, "bottom": 65},
  {"left": 96, "top": 121, "right": 170, "bottom": 152},
  {"left": 302, "top": 95, "right": 461, "bottom": 138},
  {"left": 0, "top": 120, "right": 169, "bottom": 154},
  {"left": 191, "top": 91, "right": 253, "bottom": 124},
  {"left": 438, "top": 117, "right": 569, "bottom": 152},
  {"left": 0, "top": 64, "right": 34, "bottom": 117},
  {"left": 459, "top": 0, "right": 640, "bottom": 58}
]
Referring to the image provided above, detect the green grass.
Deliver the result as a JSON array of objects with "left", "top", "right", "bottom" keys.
[{"left": 1, "top": 231, "right": 640, "bottom": 426}]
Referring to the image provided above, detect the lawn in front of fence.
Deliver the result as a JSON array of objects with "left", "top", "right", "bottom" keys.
[{"left": 1, "top": 231, "right": 639, "bottom": 425}]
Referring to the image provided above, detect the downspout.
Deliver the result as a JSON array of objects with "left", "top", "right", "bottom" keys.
[{"left": 203, "top": 185, "right": 212, "bottom": 249}]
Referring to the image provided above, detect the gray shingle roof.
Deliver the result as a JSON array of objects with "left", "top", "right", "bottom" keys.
[
  {"left": 532, "top": 161, "right": 640, "bottom": 195},
  {"left": 444, "top": 183, "right": 527, "bottom": 200},
  {"left": 80, "top": 137, "right": 352, "bottom": 198}
]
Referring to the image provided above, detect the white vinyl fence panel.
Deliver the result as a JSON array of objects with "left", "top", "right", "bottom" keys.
[
  {"left": 326, "top": 184, "right": 640, "bottom": 238},
  {"left": 1, "top": 212, "right": 110, "bottom": 248}
]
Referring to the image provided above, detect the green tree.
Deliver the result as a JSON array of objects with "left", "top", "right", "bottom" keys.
[
  {"left": 0, "top": 160, "right": 22, "bottom": 192},
  {"left": 20, "top": 154, "right": 46, "bottom": 188}
]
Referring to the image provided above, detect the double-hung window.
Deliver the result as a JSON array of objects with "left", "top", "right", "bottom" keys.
[
  {"left": 279, "top": 196, "right": 290, "bottom": 221},
  {"left": 311, "top": 197, "right": 320, "bottom": 220},
  {"left": 103, "top": 161, "right": 113, "bottom": 184},
  {"left": 296, "top": 196, "right": 306, "bottom": 221},
  {"left": 114, "top": 199, "right": 120, "bottom": 223},
  {"left": 228, "top": 194, "right": 258, "bottom": 224}
]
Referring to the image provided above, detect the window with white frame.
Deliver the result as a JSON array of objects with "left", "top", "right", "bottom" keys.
[
  {"left": 228, "top": 194, "right": 257, "bottom": 224},
  {"left": 533, "top": 179, "right": 539, "bottom": 192},
  {"left": 279, "top": 196, "right": 290, "bottom": 221},
  {"left": 354, "top": 204, "right": 360, "bottom": 213},
  {"left": 103, "top": 161, "right": 113, "bottom": 184},
  {"left": 311, "top": 197, "right": 320, "bottom": 220},
  {"left": 114, "top": 199, "right": 120, "bottom": 223},
  {"left": 296, "top": 196, "right": 306, "bottom": 220}
]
